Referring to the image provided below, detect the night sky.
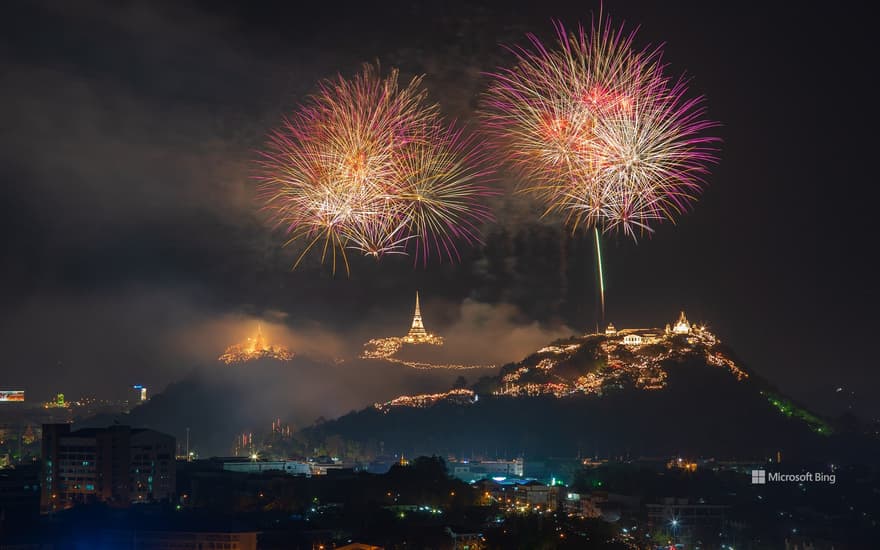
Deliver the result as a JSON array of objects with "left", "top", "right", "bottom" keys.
[{"left": 1, "top": 1, "right": 873, "bottom": 418}]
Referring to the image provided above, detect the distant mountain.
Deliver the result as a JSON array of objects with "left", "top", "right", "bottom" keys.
[
  {"left": 75, "top": 356, "right": 492, "bottom": 457},
  {"left": 303, "top": 328, "right": 877, "bottom": 462}
]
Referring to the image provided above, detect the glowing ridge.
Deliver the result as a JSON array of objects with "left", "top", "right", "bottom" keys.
[{"left": 374, "top": 388, "right": 477, "bottom": 413}]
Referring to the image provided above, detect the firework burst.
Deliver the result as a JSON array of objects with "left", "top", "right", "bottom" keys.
[
  {"left": 482, "top": 15, "right": 719, "bottom": 238},
  {"left": 258, "top": 64, "right": 493, "bottom": 274}
]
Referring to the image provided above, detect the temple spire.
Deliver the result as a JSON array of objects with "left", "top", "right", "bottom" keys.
[
  {"left": 672, "top": 311, "right": 691, "bottom": 335},
  {"left": 253, "top": 323, "right": 266, "bottom": 351},
  {"left": 406, "top": 291, "right": 428, "bottom": 340}
]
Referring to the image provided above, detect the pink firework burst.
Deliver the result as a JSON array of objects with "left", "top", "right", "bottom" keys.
[
  {"left": 257, "top": 64, "right": 494, "bottom": 274},
  {"left": 482, "top": 14, "right": 719, "bottom": 239}
]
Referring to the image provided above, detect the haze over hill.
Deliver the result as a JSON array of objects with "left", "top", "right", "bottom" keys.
[
  {"left": 75, "top": 356, "right": 495, "bottom": 457},
  {"left": 76, "top": 312, "right": 877, "bottom": 462}
]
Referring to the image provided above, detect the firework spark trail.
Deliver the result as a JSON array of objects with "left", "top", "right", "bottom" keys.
[
  {"left": 594, "top": 226, "right": 605, "bottom": 326},
  {"left": 258, "top": 64, "right": 494, "bottom": 274}
]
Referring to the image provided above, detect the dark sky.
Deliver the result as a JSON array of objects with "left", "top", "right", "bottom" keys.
[{"left": 0, "top": 1, "right": 874, "bottom": 418}]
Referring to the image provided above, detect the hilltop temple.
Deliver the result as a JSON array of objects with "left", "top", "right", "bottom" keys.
[
  {"left": 668, "top": 311, "right": 692, "bottom": 335},
  {"left": 218, "top": 323, "right": 294, "bottom": 365},
  {"left": 603, "top": 311, "right": 701, "bottom": 347}
]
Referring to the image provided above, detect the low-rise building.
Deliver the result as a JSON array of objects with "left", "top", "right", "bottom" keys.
[
  {"left": 478, "top": 478, "right": 560, "bottom": 512},
  {"left": 516, "top": 481, "right": 560, "bottom": 511},
  {"left": 646, "top": 497, "right": 729, "bottom": 541},
  {"left": 101, "top": 529, "right": 258, "bottom": 549},
  {"left": 221, "top": 458, "right": 311, "bottom": 475},
  {"left": 623, "top": 334, "right": 643, "bottom": 346},
  {"left": 563, "top": 491, "right": 603, "bottom": 518},
  {"left": 449, "top": 458, "right": 523, "bottom": 481}
]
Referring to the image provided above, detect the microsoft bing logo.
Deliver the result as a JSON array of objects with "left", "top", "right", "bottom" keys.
[{"left": 751, "top": 469, "right": 766, "bottom": 484}]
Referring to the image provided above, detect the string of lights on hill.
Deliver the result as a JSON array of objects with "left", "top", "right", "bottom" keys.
[
  {"left": 211, "top": 298, "right": 829, "bottom": 436},
  {"left": 374, "top": 312, "right": 751, "bottom": 408}
]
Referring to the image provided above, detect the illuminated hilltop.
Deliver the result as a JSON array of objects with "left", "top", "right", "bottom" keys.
[
  {"left": 361, "top": 292, "right": 490, "bottom": 370},
  {"left": 218, "top": 324, "right": 294, "bottom": 365},
  {"left": 492, "top": 311, "right": 746, "bottom": 398}
]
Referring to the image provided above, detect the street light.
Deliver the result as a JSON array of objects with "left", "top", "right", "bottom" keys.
[{"left": 670, "top": 518, "right": 680, "bottom": 546}]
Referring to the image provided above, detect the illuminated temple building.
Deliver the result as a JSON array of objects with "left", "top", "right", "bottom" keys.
[
  {"left": 361, "top": 291, "right": 490, "bottom": 369},
  {"left": 218, "top": 324, "right": 294, "bottom": 365},
  {"left": 671, "top": 311, "right": 692, "bottom": 335},
  {"left": 401, "top": 292, "right": 440, "bottom": 344}
]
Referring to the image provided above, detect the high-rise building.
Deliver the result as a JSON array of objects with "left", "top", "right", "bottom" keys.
[
  {"left": 0, "top": 463, "right": 40, "bottom": 531},
  {"left": 40, "top": 424, "right": 175, "bottom": 513},
  {"left": 132, "top": 385, "right": 147, "bottom": 402}
]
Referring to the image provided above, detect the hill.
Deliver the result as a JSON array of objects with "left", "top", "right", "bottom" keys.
[{"left": 303, "top": 324, "right": 876, "bottom": 462}]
